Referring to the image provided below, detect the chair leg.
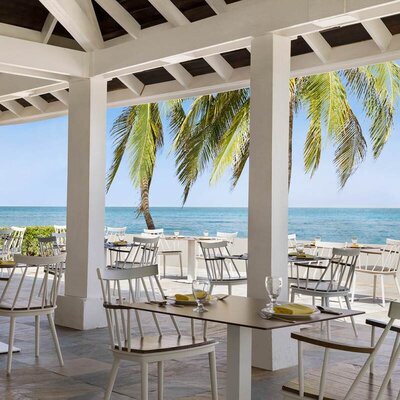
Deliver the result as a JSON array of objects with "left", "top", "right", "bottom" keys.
[
  {"left": 47, "top": 314, "right": 64, "bottom": 366},
  {"left": 344, "top": 295, "right": 358, "bottom": 337},
  {"left": 141, "top": 362, "right": 149, "bottom": 400},
  {"left": 209, "top": 284, "right": 214, "bottom": 295},
  {"left": 351, "top": 273, "right": 356, "bottom": 303},
  {"left": 290, "top": 290, "right": 295, "bottom": 303},
  {"left": 209, "top": 351, "right": 218, "bottom": 400},
  {"left": 228, "top": 285, "right": 232, "bottom": 296},
  {"left": 105, "top": 357, "right": 120, "bottom": 400},
  {"left": 35, "top": 315, "right": 40, "bottom": 358},
  {"left": 163, "top": 254, "right": 166, "bottom": 278},
  {"left": 380, "top": 275, "right": 386, "bottom": 307},
  {"left": 373, "top": 275, "right": 377, "bottom": 302},
  {"left": 158, "top": 361, "right": 164, "bottom": 400},
  {"left": 7, "top": 317, "right": 16, "bottom": 375}
]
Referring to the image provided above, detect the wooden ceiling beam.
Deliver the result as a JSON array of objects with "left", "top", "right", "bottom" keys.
[
  {"left": 41, "top": 13, "right": 57, "bottom": 44},
  {"left": 39, "top": 0, "right": 104, "bottom": 51},
  {"left": 164, "top": 64, "right": 193, "bottom": 88},
  {"left": 23, "top": 96, "right": 48, "bottom": 112},
  {"left": 205, "top": 0, "right": 227, "bottom": 14},
  {"left": 1, "top": 100, "right": 24, "bottom": 117},
  {"left": 362, "top": 18, "right": 393, "bottom": 51},
  {"left": 118, "top": 75, "right": 144, "bottom": 96},
  {"left": 51, "top": 89, "right": 69, "bottom": 106},
  {"left": 303, "top": 32, "right": 332, "bottom": 63}
]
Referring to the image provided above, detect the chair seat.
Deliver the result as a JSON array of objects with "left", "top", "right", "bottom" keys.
[
  {"left": 114, "top": 335, "right": 216, "bottom": 354},
  {"left": 0, "top": 298, "right": 54, "bottom": 311},
  {"left": 282, "top": 362, "right": 399, "bottom": 399},
  {"left": 355, "top": 265, "right": 393, "bottom": 274},
  {"left": 291, "top": 280, "right": 348, "bottom": 293},
  {"left": 160, "top": 250, "right": 182, "bottom": 254}
]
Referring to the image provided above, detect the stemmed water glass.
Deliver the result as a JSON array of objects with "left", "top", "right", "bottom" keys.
[
  {"left": 203, "top": 230, "right": 209, "bottom": 237},
  {"left": 265, "top": 276, "right": 283, "bottom": 313},
  {"left": 192, "top": 279, "right": 210, "bottom": 312}
]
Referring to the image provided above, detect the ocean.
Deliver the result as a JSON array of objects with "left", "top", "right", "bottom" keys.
[{"left": 0, "top": 206, "right": 399, "bottom": 245}]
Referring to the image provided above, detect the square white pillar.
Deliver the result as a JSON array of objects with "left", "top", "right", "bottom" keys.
[
  {"left": 247, "top": 34, "right": 297, "bottom": 370},
  {"left": 55, "top": 77, "right": 107, "bottom": 330}
]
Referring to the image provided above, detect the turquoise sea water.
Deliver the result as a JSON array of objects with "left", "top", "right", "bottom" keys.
[{"left": 0, "top": 207, "right": 399, "bottom": 244}]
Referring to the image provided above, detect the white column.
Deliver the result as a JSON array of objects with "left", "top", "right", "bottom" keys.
[
  {"left": 247, "top": 34, "right": 297, "bottom": 370},
  {"left": 55, "top": 76, "right": 108, "bottom": 330}
]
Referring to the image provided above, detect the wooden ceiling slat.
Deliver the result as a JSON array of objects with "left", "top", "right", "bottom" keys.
[
  {"left": 0, "top": 0, "right": 48, "bottom": 31},
  {"left": 40, "top": 93, "right": 59, "bottom": 103},
  {"left": 321, "top": 23, "right": 372, "bottom": 48},
  {"left": 15, "top": 98, "right": 31, "bottom": 108},
  {"left": 135, "top": 67, "right": 175, "bottom": 85},
  {"left": 221, "top": 48, "right": 250, "bottom": 68},
  {"left": 117, "top": 0, "right": 167, "bottom": 29},
  {"left": 382, "top": 14, "right": 400, "bottom": 35},
  {"left": 181, "top": 58, "right": 214, "bottom": 76},
  {"left": 171, "top": 0, "right": 215, "bottom": 22},
  {"left": 291, "top": 37, "right": 313, "bottom": 57}
]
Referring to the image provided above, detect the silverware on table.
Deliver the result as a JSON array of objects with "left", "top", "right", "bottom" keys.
[
  {"left": 217, "top": 294, "right": 230, "bottom": 301},
  {"left": 257, "top": 311, "right": 296, "bottom": 324}
]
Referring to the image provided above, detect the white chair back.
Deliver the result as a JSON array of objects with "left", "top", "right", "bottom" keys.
[
  {"left": 288, "top": 234, "right": 297, "bottom": 249},
  {"left": 52, "top": 232, "right": 66, "bottom": 248},
  {"left": 295, "top": 247, "right": 360, "bottom": 293},
  {"left": 115, "top": 236, "right": 159, "bottom": 268},
  {"left": 9, "top": 226, "right": 26, "bottom": 256},
  {"left": 200, "top": 240, "right": 243, "bottom": 281},
  {"left": 359, "top": 238, "right": 400, "bottom": 273},
  {"left": 216, "top": 232, "right": 238, "bottom": 244},
  {"left": 143, "top": 228, "right": 164, "bottom": 236},
  {"left": 0, "top": 229, "right": 13, "bottom": 260},
  {"left": 1, "top": 254, "right": 66, "bottom": 311},
  {"left": 97, "top": 265, "right": 181, "bottom": 351},
  {"left": 54, "top": 225, "right": 66, "bottom": 233},
  {"left": 38, "top": 236, "right": 61, "bottom": 256}
]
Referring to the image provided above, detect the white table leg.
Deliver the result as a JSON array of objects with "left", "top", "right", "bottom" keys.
[
  {"left": 227, "top": 325, "right": 252, "bottom": 400},
  {"left": 187, "top": 240, "right": 197, "bottom": 282}
]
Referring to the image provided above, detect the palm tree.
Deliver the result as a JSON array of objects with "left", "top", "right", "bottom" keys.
[
  {"left": 170, "top": 63, "right": 400, "bottom": 201},
  {"left": 106, "top": 103, "right": 163, "bottom": 229}
]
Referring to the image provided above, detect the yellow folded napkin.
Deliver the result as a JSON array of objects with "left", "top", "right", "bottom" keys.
[
  {"left": 0, "top": 261, "right": 15, "bottom": 266},
  {"left": 350, "top": 243, "right": 360, "bottom": 248},
  {"left": 113, "top": 240, "right": 127, "bottom": 245},
  {"left": 175, "top": 293, "right": 211, "bottom": 301},
  {"left": 274, "top": 304, "right": 315, "bottom": 315}
]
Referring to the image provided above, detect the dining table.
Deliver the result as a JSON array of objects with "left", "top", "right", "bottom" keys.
[{"left": 125, "top": 295, "right": 364, "bottom": 400}]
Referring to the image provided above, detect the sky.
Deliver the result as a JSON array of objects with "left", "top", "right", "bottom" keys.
[{"left": 0, "top": 93, "right": 399, "bottom": 208}]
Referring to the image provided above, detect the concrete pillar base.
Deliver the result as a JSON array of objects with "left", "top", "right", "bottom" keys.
[{"left": 55, "top": 294, "right": 107, "bottom": 330}]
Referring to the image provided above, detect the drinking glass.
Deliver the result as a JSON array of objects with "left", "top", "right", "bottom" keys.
[
  {"left": 295, "top": 244, "right": 304, "bottom": 254},
  {"left": 352, "top": 236, "right": 358, "bottom": 245},
  {"left": 203, "top": 230, "right": 209, "bottom": 237},
  {"left": 192, "top": 279, "right": 210, "bottom": 312},
  {"left": 265, "top": 276, "right": 282, "bottom": 312},
  {"left": 174, "top": 231, "right": 180, "bottom": 237},
  {"left": 314, "top": 236, "right": 321, "bottom": 245},
  {"left": 104, "top": 228, "right": 109, "bottom": 244}
]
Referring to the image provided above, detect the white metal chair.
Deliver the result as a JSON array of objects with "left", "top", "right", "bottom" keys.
[
  {"left": 53, "top": 225, "right": 66, "bottom": 234},
  {"left": 0, "top": 229, "right": 13, "bottom": 261},
  {"left": 0, "top": 254, "right": 66, "bottom": 374},
  {"left": 216, "top": 232, "right": 238, "bottom": 248},
  {"left": 97, "top": 265, "right": 218, "bottom": 400},
  {"left": 38, "top": 236, "right": 61, "bottom": 257},
  {"left": 112, "top": 236, "right": 159, "bottom": 269},
  {"left": 52, "top": 232, "right": 67, "bottom": 250},
  {"left": 283, "top": 301, "right": 400, "bottom": 400},
  {"left": 290, "top": 248, "right": 360, "bottom": 336},
  {"left": 200, "top": 240, "right": 247, "bottom": 295},
  {"left": 8, "top": 226, "right": 26, "bottom": 258},
  {"left": 143, "top": 228, "right": 183, "bottom": 278},
  {"left": 288, "top": 234, "right": 297, "bottom": 250},
  {"left": 105, "top": 226, "right": 127, "bottom": 243},
  {"left": 351, "top": 238, "right": 400, "bottom": 306}
]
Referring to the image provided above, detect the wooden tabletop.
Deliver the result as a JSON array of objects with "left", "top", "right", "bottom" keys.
[{"left": 119, "top": 296, "right": 364, "bottom": 331}]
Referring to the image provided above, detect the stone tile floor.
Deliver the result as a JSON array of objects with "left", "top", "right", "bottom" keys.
[{"left": 0, "top": 268, "right": 399, "bottom": 399}]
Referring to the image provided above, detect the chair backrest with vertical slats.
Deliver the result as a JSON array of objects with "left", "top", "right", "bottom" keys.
[
  {"left": 97, "top": 265, "right": 183, "bottom": 352},
  {"left": 0, "top": 254, "right": 66, "bottom": 311},
  {"left": 9, "top": 226, "right": 26, "bottom": 255},
  {"left": 0, "top": 229, "right": 13, "bottom": 259},
  {"left": 200, "top": 240, "right": 243, "bottom": 281},
  {"left": 116, "top": 236, "right": 159, "bottom": 268},
  {"left": 382, "top": 239, "right": 400, "bottom": 272},
  {"left": 288, "top": 234, "right": 297, "bottom": 249},
  {"left": 53, "top": 225, "right": 67, "bottom": 234},
  {"left": 38, "top": 236, "right": 61, "bottom": 257},
  {"left": 297, "top": 248, "right": 359, "bottom": 293}
]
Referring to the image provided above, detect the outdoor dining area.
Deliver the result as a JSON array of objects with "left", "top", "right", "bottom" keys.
[
  {"left": 2, "top": 0, "right": 400, "bottom": 399},
  {"left": 0, "top": 225, "right": 400, "bottom": 399}
]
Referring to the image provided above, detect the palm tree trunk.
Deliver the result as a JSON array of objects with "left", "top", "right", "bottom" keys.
[
  {"left": 139, "top": 178, "right": 155, "bottom": 229},
  {"left": 288, "top": 96, "right": 294, "bottom": 189}
]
